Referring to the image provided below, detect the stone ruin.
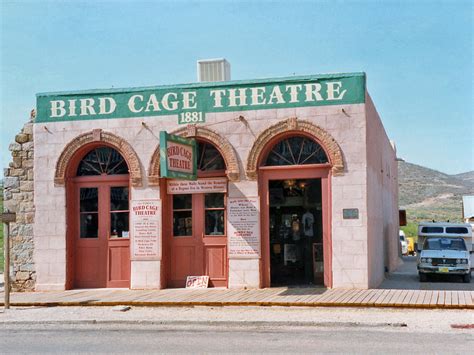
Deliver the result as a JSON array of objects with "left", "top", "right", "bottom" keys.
[{"left": 3, "top": 114, "right": 35, "bottom": 291}]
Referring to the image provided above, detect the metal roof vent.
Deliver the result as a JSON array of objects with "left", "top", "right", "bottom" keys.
[{"left": 197, "top": 58, "right": 231, "bottom": 82}]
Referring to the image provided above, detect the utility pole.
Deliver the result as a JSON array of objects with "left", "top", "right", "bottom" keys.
[{"left": 1, "top": 211, "right": 16, "bottom": 309}]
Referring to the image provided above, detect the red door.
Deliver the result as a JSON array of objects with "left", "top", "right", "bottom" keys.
[
  {"left": 73, "top": 176, "right": 130, "bottom": 288},
  {"left": 168, "top": 191, "right": 227, "bottom": 287}
]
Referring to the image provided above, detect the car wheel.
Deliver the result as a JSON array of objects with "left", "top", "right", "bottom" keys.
[
  {"left": 463, "top": 273, "right": 471, "bottom": 283},
  {"left": 419, "top": 273, "right": 428, "bottom": 282}
]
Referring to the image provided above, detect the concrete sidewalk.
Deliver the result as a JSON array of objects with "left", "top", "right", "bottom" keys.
[{"left": 1, "top": 286, "right": 473, "bottom": 309}]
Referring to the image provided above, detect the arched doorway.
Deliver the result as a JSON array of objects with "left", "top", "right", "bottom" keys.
[
  {"left": 67, "top": 146, "right": 131, "bottom": 288},
  {"left": 258, "top": 134, "right": 332, "bottom": 288},
  {"left": 165, "top": 139, "right": 228, "bottom": 287}
]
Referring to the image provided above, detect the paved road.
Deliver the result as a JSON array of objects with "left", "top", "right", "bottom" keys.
[
  {"left": 379, "top": 256, "right": 474, "bottom": 290},
  {"left": 1, "top": 322, "right": 473, "bottom": 354}
]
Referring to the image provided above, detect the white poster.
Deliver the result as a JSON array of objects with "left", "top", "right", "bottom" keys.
[
  {"left": 227, "top": 197, "right": 260, "bottom": 258},
  {"left": 131, "top": 199, "right": 161, "bottom": 259},
  {"left": 167, "top": 178, "right": 227, "bottom": 194}
]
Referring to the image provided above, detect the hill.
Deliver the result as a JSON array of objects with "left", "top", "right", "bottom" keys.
[{"left": 398, "top": 161, "right": 474, "bottom": 223}]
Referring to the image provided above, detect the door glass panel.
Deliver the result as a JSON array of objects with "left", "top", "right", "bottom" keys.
[
  {"left": 80, "top": 213, "right": 98, "bottom": 238},
  {"left": 110, "top": 212, "right": 129, "bottom": 238},
  {"left": 80, "top": 188, "right": 98, "bottom": 212},
  {"left": 80, "top": 187, "right": 98, "bottom": 238},
  {"left": 110, "top": 187, "right": 129, "bottom": 211},
  {"left": 205, "top": 193, "right": 225, "bottom": 236},
  {"left": 173, "top": 194, "right": 192, "bottom": 237},
  {"left": 205, "top": 193, "right": 224, "bottom": 208}
]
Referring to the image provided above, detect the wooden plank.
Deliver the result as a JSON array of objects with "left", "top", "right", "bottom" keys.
[
  {"left": 463, "top": 291, "right": 473, "bottom": 306},
  {"left": 457, "top": 290, "right": 466, "bottom": 307},
  {"left": 338, "top": 290, "right": 361, "bottom": 304},
  {"left": 414, "top": 290, "right": 426, "bottom": 306},
  {"left": 394, "top": 290, "right": 409, "bottom": 306},
  {"left": 445, "top": 291, "right": 452, "bottom": 306},
  {"left": 437, "top": 291, "right": 445, "bottom": 306},
  {"left": 429, "top": 291, "right": 439, "bottom": 307},
  {"left": 328, "top": 290, "right": 353, "bottom": 304},
  {"left": 451, "top": 291, "right": 459, "bottom": 308},
  {"left": 422, "top": 291, "right": 433, "bottom": 307},
  {"left": 373, "top": 290, "right": 390, "bottom": 305}
]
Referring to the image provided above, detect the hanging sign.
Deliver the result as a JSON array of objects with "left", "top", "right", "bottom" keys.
[
  {"left": 36, "top": 73, "right": 366, "bottom": 123},
  {"left": 160, "top": 131, "right": 197, "bottom": 180},
  {"left": 228, "top": 197, "right": 260, "bottom": 258},
  {"left": 167, "top": 178, "right": 227, "bottom": 194},
  {"left": 131, "top": 199, "right": 161, "bottom": 259}
]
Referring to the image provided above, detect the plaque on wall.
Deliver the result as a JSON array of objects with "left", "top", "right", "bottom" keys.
[
  {"left": 227, "top": 197, "right": 260, "bottom": 258},
  {"left": 131, "top": 199, "right": 161, "bottom": 260},
  {"left": 343, "top": 208, "right": 359, "bottom": 219}
]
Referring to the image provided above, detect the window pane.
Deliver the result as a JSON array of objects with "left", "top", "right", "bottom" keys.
[
  {"left": 205, "top": 210, "right": 224, "bottom": 235},
  {"left": 263, "top": 136, "right": 328, "bottom": 166},
  {"left": 173, "top": 211, "right": 192, "bottom": 236},
  {"left": 446, "top": 227, "right": 469, "bottom": 234},
  {"left": 205, "top": 193, "right": 224, "bottom": 208},
  {"left": 198, "top": 142, "right": 226, "bottom": 171},
  {"left": 173, "top": 194, "right": 192, "bottom": 210},
  {"left": 80, "top": 188, "right": 98, "bottom": 212},
  {"left": 421, "top": 227, "right": 444, "bottom": 234},
  {"left": 111, "top": 187, "right": 129, "bottom": 211},
  {"left": 110, "top": 212, "right": 129, "bottom": 238},
  {"left": 77, "top": 147, "right": 128, "bottom": 176},
  {"left": 80, "top": 213, "right": 98, "bottom": 238}
]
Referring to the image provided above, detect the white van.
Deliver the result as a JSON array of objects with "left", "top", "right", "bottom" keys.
[{"left": 417, "top": 222, "right": 472, "bottom": 283}]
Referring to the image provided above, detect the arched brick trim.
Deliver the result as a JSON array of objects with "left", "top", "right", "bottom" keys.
[
  {"left": 148, "top": 125, "right": 240, "bottom": 185},
  {"left": 246, "top": 118, "right": 344, "bottom": 180},
  {"left": 54, "top": 129, "right": 143, "bottom": 187}
]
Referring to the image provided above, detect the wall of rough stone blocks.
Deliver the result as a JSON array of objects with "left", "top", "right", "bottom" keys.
[
  {"left": 365, "top": 94, "right": 400, "bottom": 288},
  {"left": 3, "top": 118, "right": 35, "bottom": 291}
]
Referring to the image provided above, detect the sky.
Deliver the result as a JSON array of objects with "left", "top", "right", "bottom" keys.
[{"left": 1, "top": 0, "right": 472, "bottom": 175}]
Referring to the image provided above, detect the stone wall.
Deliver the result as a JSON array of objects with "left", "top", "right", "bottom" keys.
[{"left": 3, "top": 117, "right": 35, "bottom": 291}]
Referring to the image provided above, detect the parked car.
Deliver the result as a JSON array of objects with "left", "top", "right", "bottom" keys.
[
  {"left": 417, "top": 222, "right": 472, "bottom": 283},
  {"left": 399, "top": 230, "right": 408, "bottom": 256}
]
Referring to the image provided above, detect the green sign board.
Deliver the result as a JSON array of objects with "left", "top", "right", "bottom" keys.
[
  {"left": 160, "top": 131, "right": 197, "bottom": 180},
  {"left": 36, "top": 73, "right": 365, "bottom": 124}
]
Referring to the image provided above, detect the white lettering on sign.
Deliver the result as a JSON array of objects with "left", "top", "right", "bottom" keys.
[
  {"left": 227, "top": 197, "right": 260, "bottom": 258},
  {"left": 131, "top": 200, "right": 161, "bottom": 259},
  {"left": 46, "top": 80, "right": 353, "bottom": 120},
  {"left": 167, "top": 178, "right": 227, "bottom": 194},
  {"left": 186, "top": 276, "right": 209, "bottom": 288},
  {"left": 167, "top": 141, "right": 193, "bottom": 174}
]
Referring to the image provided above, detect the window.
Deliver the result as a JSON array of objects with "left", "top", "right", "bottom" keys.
[
  {"left": 77, "top": 147, "right": 128, "bottom": 176},
  {"left": 263, "top": 136, "right": 328, "bottom": 166},
  {"left": 110, "top": 187, "right": 129, "bottom": 238},
  {"left": 446, "top": 227, "right": 469, "bottom": 234},
  {"left": 205, "top": 193, "right": 225, "bottom": 235},
  {"left": 80, "top": 187, "right": 98, "bottom": 238},
  {"left": 173, "top": 194, "right": 192, "bottom": 237},
  {"left": 421, "top": 226, "right": 444, "bottom": 234}
]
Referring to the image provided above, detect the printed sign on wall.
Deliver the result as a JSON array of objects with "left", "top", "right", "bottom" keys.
[
  {"left": 131, "top": 200, "right": 161, "bottom": 260},
  {"left": 228, "top": 197, "right": 260, "bottom": 258},
  {"left": 160, "top": 131, "right": 197, "bottom": 180},
  {"left": 167, "top": 178, "right": 227, "bottom": 195}
]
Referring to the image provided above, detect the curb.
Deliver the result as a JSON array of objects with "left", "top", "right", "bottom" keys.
[
  {"left": 1, "top": 300, "right": 473, "bottom": 310},
  {"left": 0, "top": 319, "right": 409, "bottom": 328}
]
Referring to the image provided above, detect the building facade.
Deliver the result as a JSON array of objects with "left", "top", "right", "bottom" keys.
[{"left": 5, "top": 71, "right": 400, "bottom": 291}]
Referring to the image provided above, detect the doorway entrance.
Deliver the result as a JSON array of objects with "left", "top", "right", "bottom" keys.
[
  {"left": 268, "top": 179, "right": 323, "bottom": 286},
  {"left": 68, "top": 146, "right": 131, "bottom": 288},
  {"left": 259, "top": 135, "right": 332, "bottom": 287}
]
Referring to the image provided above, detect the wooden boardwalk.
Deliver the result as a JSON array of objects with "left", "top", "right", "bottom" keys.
[{"left": 1, "top": 288, "right": 473, "bottom": 309}]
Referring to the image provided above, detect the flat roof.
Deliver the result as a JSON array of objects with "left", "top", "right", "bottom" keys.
[{"left": 36, "top": 72, "right": 366, "bottom": 97}]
